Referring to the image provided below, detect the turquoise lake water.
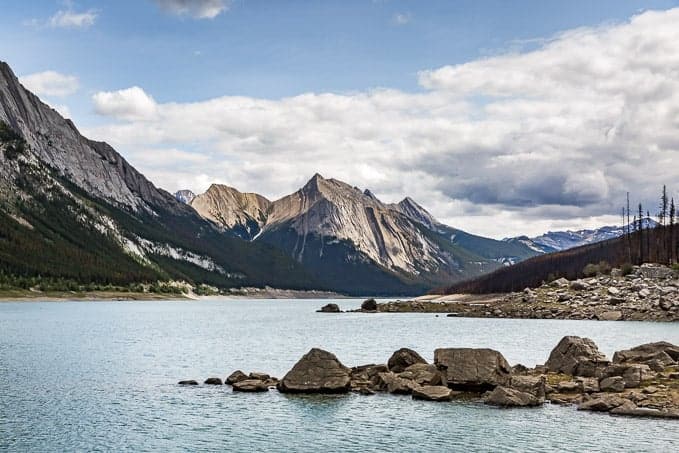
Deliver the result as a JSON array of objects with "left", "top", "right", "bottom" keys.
[{"left": 2, "top": 298, "right": 679, "bottom": 452}]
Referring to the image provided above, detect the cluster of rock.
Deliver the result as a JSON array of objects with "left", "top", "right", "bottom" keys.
[
  {"left": 356, "top": 264, "right": 679, "bottom": 321},
  {"left": 178, "top": 336, "right": 679, "bottom": 419}
]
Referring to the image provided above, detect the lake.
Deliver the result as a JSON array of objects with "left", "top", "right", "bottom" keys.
[{"left": 1, "top": 298, "right": 679, "bottom": 452}]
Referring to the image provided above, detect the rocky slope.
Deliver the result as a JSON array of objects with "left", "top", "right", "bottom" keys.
[
  {"left": 185, "top": 174, "right": 540, "bottom": 293},
  {"left": 361, "top": 263, "right": 679, "bottom": 321}
]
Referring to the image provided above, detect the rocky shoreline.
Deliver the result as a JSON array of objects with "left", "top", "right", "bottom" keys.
[
  {"left": 351, "top": 264, "right": 679, "bottom": 321},
  {"left": 179, "top": 336, "right": 679, "bottom": 419}
]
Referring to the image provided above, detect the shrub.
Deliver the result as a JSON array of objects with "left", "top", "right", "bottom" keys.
[
  {"left": 583, "top": 263, "right": 599, "bottom": 277},
  {"left": 620, "top": 263, "right": 634, "bottom": 276}
]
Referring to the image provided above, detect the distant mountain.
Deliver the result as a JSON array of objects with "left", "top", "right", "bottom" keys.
[
  {"left": 505, "top": 218, "right": 659, "bottom": 253},
  {"left": 174, "top": 190, "right": 196, "bottom": 204},
  {"left": 188, "top": 173, "right": 541, "bottom": 292}
]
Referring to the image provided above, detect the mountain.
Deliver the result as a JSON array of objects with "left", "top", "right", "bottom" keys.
[
  {"left": 505, "top": 218, "right": 659, "bottom": 253},
  {"left": 187, "top": 173, "right": 542, "bottom": 293},
  {"left": 0, "top": 60, "right": 319, "bottom": 291},
  {"left": 174, "top": 189, "right": 196, "bottom": 204}
]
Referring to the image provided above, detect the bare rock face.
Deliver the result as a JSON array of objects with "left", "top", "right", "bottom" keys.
[
  {"left": 545, "top": 336, "right": 609, "bottom": 377},
  {"left": 412, "top": 385, "right": 454, "bottom": 402},
  {"left": 190, "top": 184, "right": 271, "bottom": 239},
  {"left": 485, "top": 386, "right": 543, "bottom": 407},
  {"left": 434, "top": 348, "right": 511, "bottom": 390},
  {"left": 277, "top": 348, "right": 351, "bottom": 393},
  {"left": 387, "top": 348, "right": 427, "bottom": 373}
]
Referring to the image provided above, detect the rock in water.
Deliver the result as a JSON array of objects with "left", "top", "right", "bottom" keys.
[
  {"left": 485, "top": 387, "right": 542, "bottom": 407},
  {"left": 204, "top": 377, "right": 223, "bottom": 385},
  {"left": 361, "top": 298, "right": 378, "bottom": 311},
  {"left": 226, "top": 370, "right": 249, "bottom": 385},
  {"left": 178, "top": 380, "right": 198, "bottom": 385},
  {"left": 412, "top": 385, "right": 454, "bottom": 402},
  {"left": 387, "top": 348, "right": 427, "bottom": 373},
  {"left": 317, "top": 303, "right": 341, "bottom": 313},
  {"left": 545, "top": 336, "right": 609, "bottom": 376},
  {"left": 612, "top": 341, "right": 679, "bottom": 365},
  {"left": 434, "top": 348, "right": 511, "bottom": 390},
  {"left": 277, "top": 348, "right": 351, "bottom": 393},
  {"left": 232, "top": 379, "right": 270, "bottom": 392},
  {"left": 577, "top": 394, "right": 628, "bottom": 412}
]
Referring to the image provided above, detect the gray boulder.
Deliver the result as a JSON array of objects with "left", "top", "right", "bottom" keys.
[
  {"left": 412, "top": 385, "right": 454, "bottom": 402},
  {"left": 612, "top": 341, "right": 679, "bottom": 366},
  {"left": 434, "top": 348, "right": 511, "bottom": 390},
  {"left": 373, "top": 372, "right": 416, "bottom": 394},
  {"left": 277, "top": 348, "right": 351, "bottom": 393},
  {"left": 545, "top": 336, "right": 609, "bottom": 376},
  {"left": 485, "top": 386, "right": 543, "bottom": 407},
  {"left": 387, "top": 348, "right": 427, "bottom": 373},
  {"left": 509, "top": 375, "right": 546, "bottom": 400},
  {"left": 204, "top": 377, "right": 223, "bottom": 385},
  {"left": 401, "top": 363, "right": 444, "bottom": 386}
]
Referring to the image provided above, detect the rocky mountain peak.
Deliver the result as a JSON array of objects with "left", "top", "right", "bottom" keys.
[
  {"left": 174, "top": 189, "right": 196, "bottom": 204},
  {"left": 396, "top": 196, "right": 439, "bottom": 230}
]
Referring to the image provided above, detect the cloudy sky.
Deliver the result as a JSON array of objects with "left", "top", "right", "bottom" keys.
[{"left": 2, "top": 0, "right": 679, "bottom": 238}]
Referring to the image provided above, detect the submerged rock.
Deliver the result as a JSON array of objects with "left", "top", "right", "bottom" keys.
[
  {"left": 317, "top": 303, "right": 341, "bottom": 313},
  {"left": 277, "top": 348, "right": 351, "bottom": 393},
  {"left": 545, "top": 336, "right": 609, "bottom": 377},
  {"left": 232, "top": 379, "right": 270, "bottom": 392},
  {"left": 434, "top": 348, "right": 511, "bottom": 390},
  {"left": 485, "top": 386, "right": 543, "bottom": 407},
  {"left": 178, "top": 380, "right": 198, "bottom": 385},
  {"left": 204, "top": 377, "right": 223, "bottom": 385},
  {"left": 387, "top": 348, "right": 427, "bottom": 373}
]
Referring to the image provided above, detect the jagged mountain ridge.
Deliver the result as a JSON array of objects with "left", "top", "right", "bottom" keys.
[
  {"left": 186, "top": 173, "right": 541, "bottom": 286},
  {"left": 0, "top": 60, "right": 321, "bottom": 292}
]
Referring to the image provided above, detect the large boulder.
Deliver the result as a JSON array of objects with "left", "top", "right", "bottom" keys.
[
  {"left": 508, "top": 375, "right": 546, "bottom": 400},
  {"left": 599, "top": 376, "right": 625, "bottom": 392},
  {"left": 434, "top": 348, "right": 511, "bottom": 390},
  {"left": 317, "top": 303, "right": 341, "bottom": 313},
  {"left": 545, "top": 336, "right": 609, "bottom": 377},
  {"left": 412, "top": 385, "right": 454, "bottom": 402},
  {"left": 612, "top": 342, "right": 679, "bottom": 367},
  {"left": 600, "top": 364, "right": 653, "bottom": 388},
  {"left": 361, "top": 298, "right": 378, "bottom": 311},
  {"left": 277, "top": 348, "right": 351, "bottom": 393},
  {"left": 400, "top": 363, "right": 444, "bottom": 386},
  {"left": 226, "top": 370, "right": 249, "bottom": 385},
  {"left": 373, "top": 372, "right": 416, "bottom": 394},
  {"left": 387, "top": 348, "right": 427, "bottom": 373},
  {"left": 350, "top": 364, "right": 388, "bottom": 391},
  {"left": 485, "top": 386, "right": 542, "bottom": 407},
  {"left": 204, "top": 377, "right": 223, "bottom": 385}
]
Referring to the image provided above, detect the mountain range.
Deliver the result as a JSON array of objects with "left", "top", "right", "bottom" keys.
[{"left": 0, "top": 59, "right": 637, "bottom": 296}]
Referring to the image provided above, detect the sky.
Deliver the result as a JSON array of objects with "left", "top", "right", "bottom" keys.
[{"left": 1, "top": 0, "right": 679, "bottom": 238}]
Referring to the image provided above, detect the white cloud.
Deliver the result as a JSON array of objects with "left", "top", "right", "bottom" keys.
[
  {"left": 393, "top": 12, "right": 411, "bottom": 25},
  {"left": 20, "top": 71, "right": 79, "bottom": 97},
  {"left": 85, "top": 8, "right": 679, "bottom": 238},
  {"left": 49, "top": 7, "right": 97, "bottom": 29},
  {"left": 153, "top": 0, "right": 230, "bottom": 19},
  {"left": 92, "top": 87, "right": 158, "bottom": 121}
]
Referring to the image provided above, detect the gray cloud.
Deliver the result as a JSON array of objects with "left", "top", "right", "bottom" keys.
[{"left": 85, "top": 8, "right": 679, "bottom": 238}]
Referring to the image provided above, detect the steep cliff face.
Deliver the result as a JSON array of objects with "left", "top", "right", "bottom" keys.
[
  {"left": 190, "top": 184, "right": 271, "bottom": 239},
  {"left": 0, "top": 62, "right": 180, "bottom": 214}
]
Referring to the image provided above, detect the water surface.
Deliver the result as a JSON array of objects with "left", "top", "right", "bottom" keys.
[{"left": 2, "top": 299, "right": 678, "bottom": 451}]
